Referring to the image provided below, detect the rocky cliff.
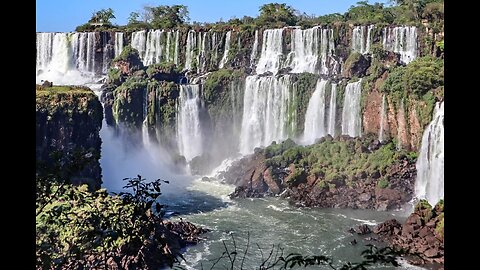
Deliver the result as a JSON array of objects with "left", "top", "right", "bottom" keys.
[{"left": 36, "top": 84, "right": 103, "bottom": 189}]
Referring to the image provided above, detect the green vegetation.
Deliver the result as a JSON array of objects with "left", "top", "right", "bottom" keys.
[
  {"left": 149, "top": 5, "right": 189, "bottom": 29},
  {"left": 377, "top": 177, "right": 390, "bottom": 189},
  {"left": 36, "top": 85, "right": 103, "bottom": 123},
  {"left": 345, "top": 1, "right": 394, "bottom": 24},
  {"left": 265, "top": 137, "right": 401, "bottom": 187},
  {"left": 75, "top": 8, "right": 116, "bottom": 31},
  {"left": 36, "top": 153, "right": 183, "bottom": 269},
  {"left": 256, "top": 3, "right": 298, "bottom": 28},
  {"left": 112, "top": 77, "right": 148, "bottom": 128}
]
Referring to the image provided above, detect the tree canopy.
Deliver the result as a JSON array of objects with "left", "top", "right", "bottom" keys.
[
  {"left": 147, "top": 5, "right": 189, "bottom": 29},
  {"left": 89, "top": 8, "right": 115, "bottom": 24},
  {"left": 257, "top": 3, "right": 298, "bottom": 27}
]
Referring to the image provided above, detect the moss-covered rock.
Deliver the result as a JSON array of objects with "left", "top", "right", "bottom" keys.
[
  {"left": 342, "top": 52, "right": 371, "bottom": 78},
  {"left": 36, "top": 85, "right": 103, "bottom": 190}
]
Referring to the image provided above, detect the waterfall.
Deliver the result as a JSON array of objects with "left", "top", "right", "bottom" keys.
[
  {"left": 352, "top": 25, "right": 374, "bottom": 54},
  {"left": 197, "top": 32, "right": 208, "bottom": 73},
  {"left": 379, "top": 95, "right": 387, "bottom": 142},
  {"left": 382, "top": 26, "right": 418, "bottom": 64},
  {"left": 327, "top": 83, "right": 337, "bottom": 137},
  {"left": 255, "top": 27, "right": 335, "bottom": 75},
  {"left": 36, "top": 32, "right": 104, "bottom": 84},
  {"left": 289, "top": 27, "right": 319, "bottom": 74},
  {"left": 174, "top": 30, "right": 179, "bottom": 65},
  {"left": 210, "top": 32, "right": 219, "bottom": 67},
  {"left": 177, "top": 84, "right": 203, "bottom": 161},
  {"left": 250, "top": 30, "right": 259, "bottom": 66},
  {"left": 366, "top": 25, "right": 374, "bottom": 54},
  {"left": 256, "top": 29, "right": 284, "bottom": 75},
  {"left": 114, "top": 32, "right": 124, "bottom": 58},
  {"left": 219, "top": 31, "right": 231, "bottom": 68},
  {"left": 319, "top": 28, "right": 335, "bottom": 75},
  {"left": 37, "top": 33, "right": 70, "bottom": 74},
  {"left": 303, "top": 80, "right": 328, "bottom": 144},
  {"left": 131, "top": 30, "right": 147, "bottom": 60},
  {"left": 415, "top": 102, "right": 444, "bottom": 206},
  {"left": 142, "top": 87, "right": 150, "bottom": 147},
  {"left": 144, "top": 30, "right": 163, "bottom": 65},
  {"left": 239, "top": 75, "right": 293, "bottom": 154},
  {"left": 185, "top": 30, "right": 197, "bottom": 70},
  {"left": 165, "top": 31, "right": 171, "bottom": 62},
  {"left": 341, "top": 80, "right": 362, "bottom": 137}
]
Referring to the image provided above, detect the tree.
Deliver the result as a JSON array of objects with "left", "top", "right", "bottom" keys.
[
  {"left": 128, "top": 11, "right": 140, "bottom": 25},
  {"left": 89, "top": 8, "right": 115, "bottom": 24},
  {"left": 147, "top": 5, "right": 189, "bottom": 29},
  {"left": 257, "top": 3, "right": 298, "bottom": 27}
]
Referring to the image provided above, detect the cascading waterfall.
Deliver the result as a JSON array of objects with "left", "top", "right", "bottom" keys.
[
  {"left": 197, "top": 32, "right": 208, "bottom": 73},
  {"left": 415, "top": 102, "right": 444, "bottom": 206},
  {"left": 319, "top": 28, "right": 336, "bottom": 75},
  {"left": 255, "top": 27, "right": 336, "bottom": 75},
  {"left": 86, "top": 32, "right": 96, "bottom": 72},
  {"left": 255, "top": 29, "right": 284, "bottom": 75},
  {"left": 352, "top": 25, "right": 374, "bottom": 54},
  {"left": 378, "top": 95, "right": 387, "bottom": 142},
  {"left": 210, "top": 32, "right": 219, "bottom": 67},
  {"left": 219, "top": 31, "right": 231, "bottom": 68},
  {"left": 144, "top": 30, "right": 164, "bottom": 65},
  {"left": 114, "top": 32, "right": 124, "bottom": 57},
  {"left": 289, "top": 27, "right": 320, "bottom": 74},
  {"left": 185, "top": 30, "right": 197, "bottom": 70},
  {"left": 142, "top": 87, "right": 150, "bottom": 147},
  {"left": 341, "top": 80, "right": 362, "bottom": 137},
  {"left": 36, "top": 32, "right": 104, "bottom": 84},
  {"left": 174, "top": 30, "right": 179, "bottom": 65},
  {"left": 303, "top": 80, "right": 328, "bottom": 145},
  {"left": 37, "top": 33, "right": 70, "bottom": 74},
  {"left": 131, "top": 30, "right": 147, "bottom": 60},
  {"left": 239, "top": 75, "right": 294, "bottom": 154},
  {"left": 250, "top": 30, "right": 259, "bottom": 66},
  {"left": 382, "top": 26, "right": 418, "bottom": 64},
  {"left": 327, "top": 83, "right": 337, "bottom": 137},
  {"left": 177, "top": 84, "right": 203, "bottom": 161}
]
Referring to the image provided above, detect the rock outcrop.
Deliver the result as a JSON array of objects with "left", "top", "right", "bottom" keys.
[
  {"left": 224, "top": 136, "right": 416, "bottom": 211},
  {"left": 36, "top": 85, "right": 103, "bottom": 189},
  {"left": 374, "top": 200, "right": 444, "bottom": 266}
]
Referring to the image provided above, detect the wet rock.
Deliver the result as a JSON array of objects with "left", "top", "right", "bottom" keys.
[{"left": 355, "top": 224, "right": 372, "bottom": 235}]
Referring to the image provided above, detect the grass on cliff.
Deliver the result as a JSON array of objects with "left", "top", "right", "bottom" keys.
[{"left": 36, "top": 85, "right": 94, "bottom": 95}]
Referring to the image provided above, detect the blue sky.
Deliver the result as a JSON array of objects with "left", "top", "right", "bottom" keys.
[{"left": 36, "top": 0, "right": 391, "bottom": 32}]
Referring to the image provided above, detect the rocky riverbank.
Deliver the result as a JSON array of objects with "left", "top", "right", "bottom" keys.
[
  {"left": 374, "top": 200, "right": 444, "bottom": 266},
  {"left": 222, "top": 135, "right": 416, "bottom": 211}
]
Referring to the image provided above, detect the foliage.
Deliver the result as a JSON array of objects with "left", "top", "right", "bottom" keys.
[
  {"left": 146, "top": 62, "right": 180, "bottom": 78},
  {"left": 381, "top": 56, "right": 443, "bottom": 98},
  {"left": 256, "top": 3, "right": 298, "bottom": 28},
  {"left": 89, "top": 8, "right": 116, "bottom": 24},
  {"left": 265, "top": 137, "right": 400, "bottom": 186},
  {"left": 35, "top": 148, "right": 184, "bottom": 269},
  {"left": 377, "top": 178, "right": 390, "bottom": 189},
  {"left": 345, "top": 1, "right": 394, "bottom": 24},
  {"left": 147, "top": 5, "right": 189, "bottom": 29}
]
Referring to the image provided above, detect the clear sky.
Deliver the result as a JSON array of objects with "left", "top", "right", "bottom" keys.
[{"left": 36, "top": 0, "right": 391, "bottom": 32}]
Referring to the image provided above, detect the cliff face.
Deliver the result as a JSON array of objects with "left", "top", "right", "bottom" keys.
[
  {"left": 36, "top": 85, "right": 103, "bottom": 189},
  {"left": 46, "top": 22, "right": 442, "bottom": 173}
]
